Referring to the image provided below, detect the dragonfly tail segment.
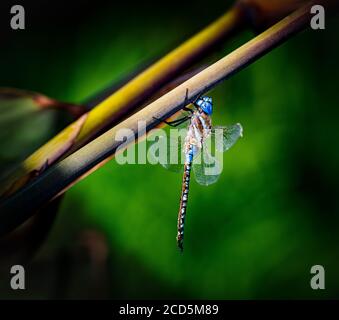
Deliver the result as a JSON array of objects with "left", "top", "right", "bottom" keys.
[{"left": 176, "top": 144, "right": 195, "bottom": 252}]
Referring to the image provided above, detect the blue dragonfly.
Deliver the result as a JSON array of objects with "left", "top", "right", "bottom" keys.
[{"left": 150, "top": 93, "right": 243, "bottom": 251}]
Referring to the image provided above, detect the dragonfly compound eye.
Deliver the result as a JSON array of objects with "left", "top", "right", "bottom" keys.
[{"left": 196, "top": 97, "right": 213, "bottom": 115}]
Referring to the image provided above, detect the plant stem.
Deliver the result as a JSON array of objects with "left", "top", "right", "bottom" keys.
[
  {"left": 0, "top": 5, "right": 246, "bottom": 196},
  {"left": 0, "top": 0, "right": 330, "bottom": 236}
]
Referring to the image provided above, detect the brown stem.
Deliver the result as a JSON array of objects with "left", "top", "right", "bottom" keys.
[
  {"left": 0, "top": 1, "right": 329, "bottom": 236},
  {"left": 0, "top": 5, "right": 246, "bottom": 197}
]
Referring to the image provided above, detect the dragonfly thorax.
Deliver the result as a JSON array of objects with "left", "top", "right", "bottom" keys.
[{"left": 184, "top": 110, "right": 212, "bottom": 157}]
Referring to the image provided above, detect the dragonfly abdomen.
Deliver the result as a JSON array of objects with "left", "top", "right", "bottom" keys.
[{"left": 177, "top": 144, "right": 196, "bottom": 251}]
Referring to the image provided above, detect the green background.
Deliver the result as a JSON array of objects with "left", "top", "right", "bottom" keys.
[{"left": 0, "top": 0, "right": 338, "bottom": 299}]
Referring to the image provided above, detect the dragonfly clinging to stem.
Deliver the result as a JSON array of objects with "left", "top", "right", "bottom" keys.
[{"left": 151, "top": 90, "right": 243, "bottom": 252}]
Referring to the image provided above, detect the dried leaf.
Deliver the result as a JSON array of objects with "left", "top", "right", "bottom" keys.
[
  {"left": 0, "top": 88, "right": 85, "bottom": 188},
  {"left": 238, "top": 0, "right": 309, "bottom": 30}
]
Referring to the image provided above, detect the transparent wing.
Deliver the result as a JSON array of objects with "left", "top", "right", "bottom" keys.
[
  {"left": 192, "top": 144, "right": 222, "bottom": 186},
  {"left": 210, "top": 123, "right": 243, "bottom": 152},
  {"left": 192, "top": 123, "right": 243, "bottom": 186},
  {"left": 147, "top": 125, "right": 188, "bottom": 173}
]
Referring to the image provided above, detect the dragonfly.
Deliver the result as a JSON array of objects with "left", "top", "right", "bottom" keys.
[{"left": 150, "top": 92, "right": 243, "bottom": 251}]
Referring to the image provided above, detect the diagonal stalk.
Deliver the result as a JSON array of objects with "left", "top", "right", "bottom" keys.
[
  {"left": 1, "top": 4, "right": 247, "bottom": 196},
  {"left": 0, "top": 0, "right": 333, "bottom": 236},
  {"left": 1, "top": 0, "right": 319, "bottom": 197}
]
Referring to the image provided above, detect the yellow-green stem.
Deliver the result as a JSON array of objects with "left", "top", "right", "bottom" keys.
[
  {"left": 1, "top": 5, "right": 246, "bottom": 196},
  {"left": 0, "top": 0, "right": 332, "bottom": 235}
]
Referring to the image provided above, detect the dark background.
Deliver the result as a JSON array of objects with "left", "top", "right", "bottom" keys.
[{"left": 0, "top": 0, "right": 338, "bottom": 299}]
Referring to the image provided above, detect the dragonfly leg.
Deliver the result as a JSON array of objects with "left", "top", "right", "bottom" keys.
[
  {"left": 184, "top": 87, "right": 205, "bottom": 110},
  {"left": 182, "top": 89, "right": 194, "bottom": 113},
  {"left": 153, "top": 116, "right": 174, "bottom": 124},
  {"left": 183, "top": 88, "right": 190, "bottom": 106},
  {"left": 193, "top": 93, "right": 203, "bottom": 106},
  {"left": 165, "top": 116, "right": 191, "bottom": 127},
  {"left": 153, "top": 116, "right": 190, "bottom": 127},
  {"left": 153, "top": 89, "right": 193, "bottom": 126},
  {"left": 168, "top": 117, "right": 191, "bottom": 127},
  {"left": 183, "top": 89, "right": 194, "bottom": 114},
  {"left": 183, "top": 106, "right": 194, "bottom": 114}
]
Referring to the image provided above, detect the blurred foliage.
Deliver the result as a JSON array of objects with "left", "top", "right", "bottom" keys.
[
  {"left": 0, "top": 0, "right": 338, "bottom": 299},
  {"left": 0, "top": 88, "right": 83, "bottom": 183}
]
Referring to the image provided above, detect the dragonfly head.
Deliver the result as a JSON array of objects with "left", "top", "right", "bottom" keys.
[{"left": 195, "top": 96, "right": 213, "bottom": 115}]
